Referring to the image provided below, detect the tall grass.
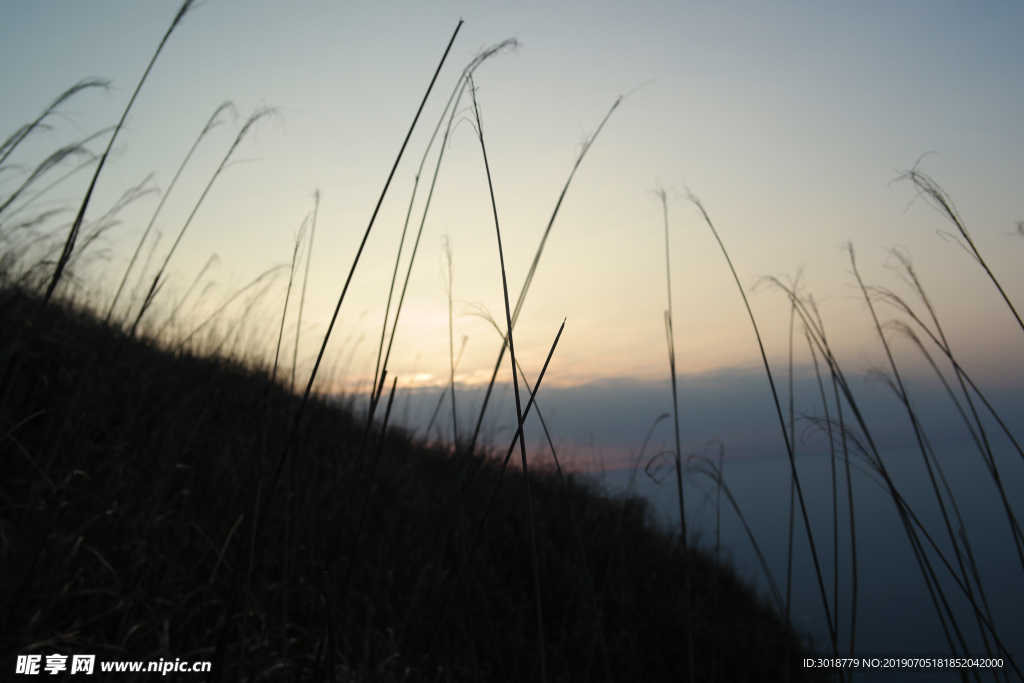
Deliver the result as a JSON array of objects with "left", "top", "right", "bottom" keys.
[
  {"left": 686, "top": 192, "right": 839, "bottom": 660},
  {"left": 464, "top": 93, "right": 626, "bottom": 465},
  {"left": 0, "top": 0, "right": 194, "bottom": 417},
  {"left": 12, "top": 9, "right": 1020, "bottom": 683},
  {"left": 213, "top": 21, "right": 464, "bottom": 679},
  {"left": 45, "top": 0, "right": 196, "bottom": 304},
  {"left": 370, "top": 38, "right": 518, "bottom": 434},
  {"left": 656, "top": 186, "right": 696, "bottom": 682},
  {"left": 749, "top": 239, "right": 1023, "bottom": 679},
  {"left": 106, "top": 101, "right": 235, "bottom": 325},
  {"left": 131, "top": 106, "right": 277, "bottom": 337},
  {"left": 466, "top": 73, "right": 550, "bottom": 681},
  {"left": 0, "top": 78, "right": 109, "bottom": 170}
]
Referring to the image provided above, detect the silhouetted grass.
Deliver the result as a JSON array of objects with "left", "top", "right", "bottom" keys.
[
  {"left": 465, "top": 92, "right": 626, "bottom": 464},
  {"left": 751, "top": 241, "right": 1023, "bottom": 680},
  {"left": 106, "top": 101, "right": 235, "bottom": 326},
  {"left": 656, "top": 186, "right": 695, "bottom": 682},
  {"left": 45, "top": 0, "right": 196, "bottom": 304},
  {"left": 131, "top": 106, "right": 277, "bottom": 337},
  {"left": 0, "top": 15, "right": 851, "bottom": 683},
  {"left": 685, "top": 192, "right": 839, "bottom": 663},
  {"left": 0, "top": 283, "right": 820, "bottom": 681}
]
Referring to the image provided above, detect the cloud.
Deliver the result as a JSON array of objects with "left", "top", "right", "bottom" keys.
[{"left": 390, "top": 364, "right": 1024, "bottom": 472}]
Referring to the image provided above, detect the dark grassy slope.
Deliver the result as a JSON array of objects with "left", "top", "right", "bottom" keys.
[{"left": 0, "top": 285, "right": 824, "bottom": 682}]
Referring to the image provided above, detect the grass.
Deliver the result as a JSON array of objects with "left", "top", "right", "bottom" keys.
[
  {"left": 0, "top": 284, "right": 818, "bottom": 681},
  {"left": 4, "top": 6, "right": 1021, "bottom": 683},
  {"left": 44, "top": 0, "right": 196, "bottom": 305},
  {"left": 749, "top": 241, "right": 1024, "bottom": 680}
]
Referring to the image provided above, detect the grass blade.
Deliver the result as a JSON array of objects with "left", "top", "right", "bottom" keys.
[
  {"left": 687, "top": 191, "right": 840, "bottom": 663},
  {"left": 44, "top": 0, "right": 195, "bottom": 303},
  {"left": 0, "top": 77, "right": 109, "bottom": 167},
  {"left": 418, "top": 319, "right": 565, "bottom": 681},
  {"left": 208, "top": 23, "right": 463, "bottom": 680},
  {"left": 900, "top": 166, "right": 1024, "bottom": 337},
  {"left": 131, "top": 106, "right": 276, "bottom": 335},
  {"left": 466, "top": 94, "right": 626, "bottom": 464},
  {"left": 468, "top": 74, "right": 547, "bottom": 682},
  {"left": 106, "top": 101, "right": 235, "bottom": 324}
]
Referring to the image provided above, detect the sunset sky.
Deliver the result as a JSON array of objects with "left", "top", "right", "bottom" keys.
[
  {"left": 3, "top": 0, "right": 1023, "bottom": 460},
  {"left": 7, "top": 5, "right": 1024, "bottom": 664}
]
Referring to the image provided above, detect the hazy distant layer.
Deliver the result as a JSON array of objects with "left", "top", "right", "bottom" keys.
[{"left": 364, "top": 365, "right": 1024, "bottom": 471}]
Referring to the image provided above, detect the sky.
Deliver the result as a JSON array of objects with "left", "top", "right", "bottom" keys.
[
  {"left": 2, "top": 0, "right": 1023, "bottom": 460},
  {"left": 5, "top": 2, "right": 1024, "bottom": 661}
]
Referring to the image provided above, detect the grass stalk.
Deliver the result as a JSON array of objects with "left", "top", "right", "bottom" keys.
[
  {"left": 802, "top": 292, "right": 860, "bottom": 658},
  {"left": 805, "top": 326, "right": 843, "bottom": 654},
  {"left": 465, "top": 94, "right": 625, "bottom": 465},
  {"left": 44, "top": 0, "right": 195, "bottom": 303},
  {"left": 207, "top": 24, "right": 462, "bottom": 680},
  {"left": 687, "top": 191, "right": 840, "bottom": 663},
  {"left": 106, "top": 101, "right": 234, "bottom": 324},
  {"left": 900, "top": 166, "right": 1024, "bottom": 336},
  {"left": 131, "top": 106, "right": 276, "bottom": 336},
  {"left": 372, "top": 39, "right": 517, "bottom": 415},
  {"left": 443, "top": 235, "right": 459, "bottom": 455},
  {"left": 468, "top": 74, "right": 547, "bottom": 682},
  {"left": 418, "top": 318, "right": 565, "bottom": 681},
  {"left": 656, "top": 188, "right": 688, "bottom": 547},
  {"left": 784, "top": 285, "right": 798, "bottom": 682},
  {"left": 291, "top": 190, "right": 319, "bottom": 397},
  {"left": 0, "top": 77, "right": 109, "bottom": 168},
  {"left": 657, "top": 189, "right": 692, "bottom": 683},
  {"left": 281, "top": 197, "right": 318, "bottom": 679},
  {"left": 272, "top": 217, "right": 308, "bottom": 384}
]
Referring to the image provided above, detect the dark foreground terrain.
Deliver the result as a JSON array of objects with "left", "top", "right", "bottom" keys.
[{"left": 0, "top": 285, "right": 824, "bottom": 681}]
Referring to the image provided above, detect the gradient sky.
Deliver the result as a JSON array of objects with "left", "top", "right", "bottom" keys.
[
  {"left": 7, "top": 6, "right": 1024, "bottom": 660},
  {"left": 2, "top": 0, "right": 1022, "bottom": 409}
]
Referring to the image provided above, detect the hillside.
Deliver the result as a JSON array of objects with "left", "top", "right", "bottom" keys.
[{"left": 0, "top": 284, "right": 825, "bottom": 681}]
